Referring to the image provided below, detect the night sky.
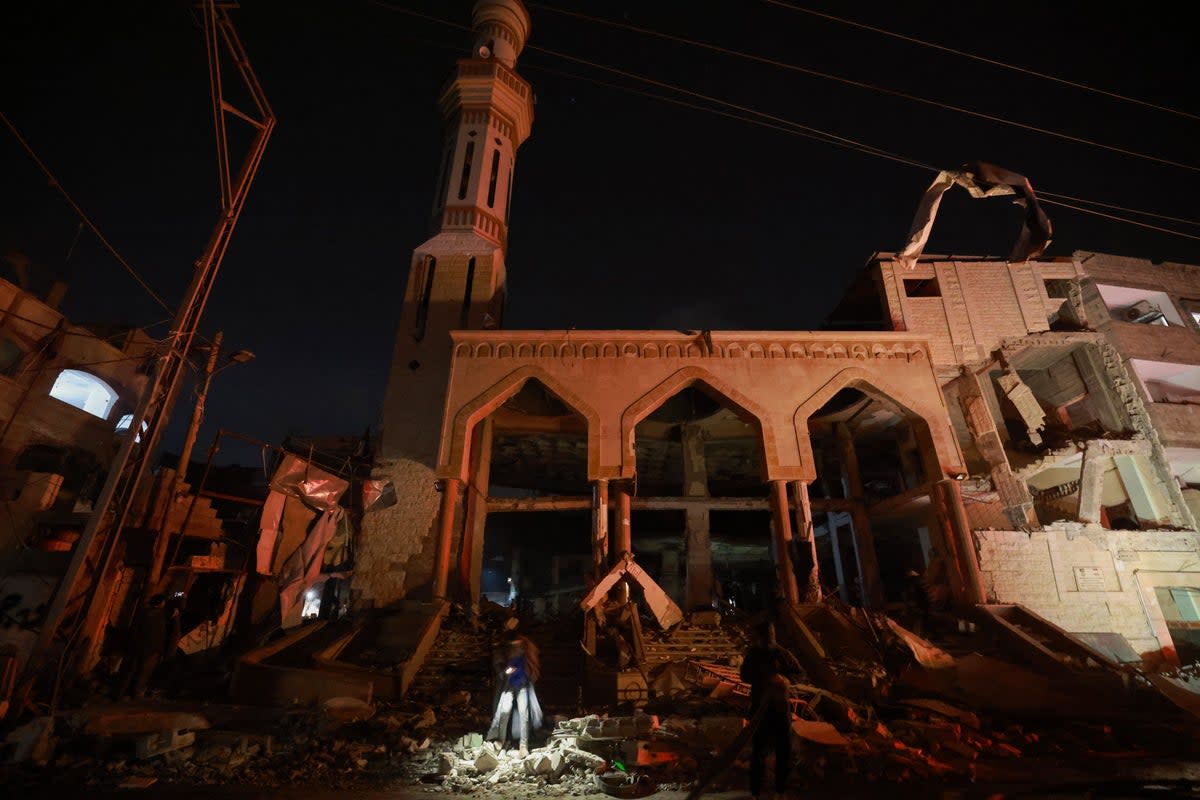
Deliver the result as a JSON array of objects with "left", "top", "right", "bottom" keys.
[{"left": 3, "top": 1, "right": 1198, "bottom": 465}]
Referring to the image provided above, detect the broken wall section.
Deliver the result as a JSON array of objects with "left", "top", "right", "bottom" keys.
[{"left": 977, "top": 525, "right": 1200, "bottom": 663}]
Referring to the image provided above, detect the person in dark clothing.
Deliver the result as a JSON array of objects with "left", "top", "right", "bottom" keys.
[
  {"left": 740, "top": 622, "right": 798, "bottom": 799},
  {"left": 121, "top": 594, "right": 172, "bottom": 699},
  {"left": 486, "top": 617, "right": 543, "bottom": 755}
]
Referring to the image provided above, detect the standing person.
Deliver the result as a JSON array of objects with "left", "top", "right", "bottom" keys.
[
  {"left": 121, "top": 594, "right": 169, "bottom": 699},
  {"left": 486, "top": 617, "right": 543, "bottom": 756},
  {"left": 739, "top": 622, "right": 797, "bottom": 799}
]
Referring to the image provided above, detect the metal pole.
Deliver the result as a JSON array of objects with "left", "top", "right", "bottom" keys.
[
  {"left": 17, "top": 1, "right": 274, "bottom": 702},
  {"left": 147, "top": 332, "right": 222, "bottom": 589}
]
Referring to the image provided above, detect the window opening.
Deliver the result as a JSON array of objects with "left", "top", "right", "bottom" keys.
[
  {"left": 457, "top": 141, "right": 476, "bottom": 200},
  {"left": 1183, "top": 300, "right": 1200, "bottom": 328},
  {"left": 486, "top": 149, "right": 501, "bottom": 208},
  {"left": 413, "top": 256, "right": 437, "bottom": 342},
  {"left": 49, "top": 369, "right": 118, "bottom": 419},
  {"left": 436, "top": 136, "right": 456, "bottom": 207},
  {"left": 115, "top": 413, "right": 148, "bottom": 443},
  {"left": 461, "top": 257, "right": 476, "bottom": 329},
  {"left": 1044, "top": 279, "right": 1072, "bottom": 299},
  {"left": 903, "top": 277, "right": 941, "bottom": 297}
]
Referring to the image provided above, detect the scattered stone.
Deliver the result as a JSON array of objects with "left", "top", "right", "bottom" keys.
[{"left": 474, "top": 749, "right": 500, "bottom": 772}]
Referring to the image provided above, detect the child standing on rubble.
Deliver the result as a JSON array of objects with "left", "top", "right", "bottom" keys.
[
  {"left": 740, "top": 622, "right": 799, "bottom": 799},
  {"left": 486, "top": 617, "right": 543, "bottom": 756}
]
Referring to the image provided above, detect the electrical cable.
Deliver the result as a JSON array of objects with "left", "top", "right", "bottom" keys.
[
  {"left": 371, "top": 2, "right": 1200, "bottom": 245},
  {"left": 529, "top": 3, "right": 1200, "bottom": 174},
  {"left": 760, "top": 0, "right": 1200, "bottom": 124},
  {"left": 1037, "top": 198, "right": 1200, "bottom": 242},
  {"left": 521, "top": 60, "right": 932, "bottom": 171},
  {"left": 0, "top": 111, "right": 173, "bottom": 312},
  {"left": 1037, "top": 192, "right": 1200, "bottom": 229},
  {"left": 0, "top": 308, "right": 162, "bottom": 341}
]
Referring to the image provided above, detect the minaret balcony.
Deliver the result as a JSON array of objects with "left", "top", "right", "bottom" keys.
[{"left": 440, "top": 205, "right": 506, "bottom": 246}]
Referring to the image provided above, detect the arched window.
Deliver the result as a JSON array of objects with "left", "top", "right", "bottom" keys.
[
  {"left": 457, "top": 140, "right": 476, "bottom": 200},
  {"left": 486, "top": 149, "right": 501, "bottom": 208},
  {"left": 115, "top": 413, "right": 148, "bottom": 442},
  {"left": 49, "top": 369, "right": 119, "bottom": 419}
]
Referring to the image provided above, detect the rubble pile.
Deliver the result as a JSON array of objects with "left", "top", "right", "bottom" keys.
[
  {"left": 2, "top": 695, "right": 491, "bottom": 791},
  {"left": 6, "top": 605, "right": 1200, "bottom": 794}
]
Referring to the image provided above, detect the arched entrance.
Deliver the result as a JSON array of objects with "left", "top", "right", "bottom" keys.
[
  {"left": 628, "top": 379, "right": 774, "bottom": 614},
  {"left": 454, "top": 378, "right": 594, "bottom": 618},
  {"left": 802, "top": 383, "right": 955, "bottom": 611}
]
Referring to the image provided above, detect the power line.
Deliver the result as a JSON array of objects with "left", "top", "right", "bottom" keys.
[
  {"left": 0, "top": 111, "right": 172, "bottom": 312},
  {"left": 760, "top": 0, "right": 1200, "bottom": 124},
  {"left": 370, "top": 2, "right": 1200, "bottom": 246},
  {"left": 369, "top": 4, "right": 934, "bottom": 170},
  {"left": 1038, "top": 192, "right": 1200, "bottom": 229},
  {"left": 0, "top": 307, "right": 165, "bottom": 342},
  {"left": 522, "top": 61, "right": 931, "bottom": 172},
  {"left": 530, "top": 3, "right": 1200, "bottom": 174},
  {"left": 1038, "top": 198, "right": 1200, "bottom": 242}
]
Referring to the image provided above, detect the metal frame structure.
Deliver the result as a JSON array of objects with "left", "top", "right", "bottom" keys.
[{"left": 18, "top": 0, "right": 275, "bottom": 704}]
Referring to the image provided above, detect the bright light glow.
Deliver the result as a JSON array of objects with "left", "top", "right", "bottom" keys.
[
  {"left": 115, "top": 413, "right": 148, "bottom": 443},
  {"left": 49, "top": 369, "right": 118, "bottom": 419}
]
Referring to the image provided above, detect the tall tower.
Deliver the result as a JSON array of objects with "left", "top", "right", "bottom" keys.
[{"left": 358, "top": 0, "right": 534, "bottom": 608}]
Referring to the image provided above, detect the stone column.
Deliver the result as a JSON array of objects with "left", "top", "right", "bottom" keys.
[
  {"left": 614, "top": 482, "right": 632, "bottom": 558},
  {"left": 432, "top": 477, "right": 463, "bottom": 600},
  {"left": 770, "top": 479, "right": 800, "bottom": 606},
  {"left": 591, "top": 478, "right": 609, "bottom": 578},
  {"left": 681, "top": 424, "right": 712, "bottom": 610},
  {"left": 957, "top": 369, "right": 1038, "bottom": 528},
  {"left": 933, "top": 478, "right": 985, "bottom": 604},
  {"left": 836, "top": 423, "right": 884, "bottom": 607},
  {"left": 459, "top": 418, "right": 493, "bottom": 605},
  {"left": 684, "top": 508, "right": 712, "bottom": 610},
  {"left": 1077, "top": 443, "right": 1107, "bottom": 525},
  {"left": 790, "top": 480, "right": 821, "bottom": 602}
]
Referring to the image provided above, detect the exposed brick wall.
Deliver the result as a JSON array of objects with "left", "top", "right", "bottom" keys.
[
  {"left": 877, "top": 259, "right": 1078, "bottom": 375},
  {"left": 1077, "top": 252, "right": 1200, "bottom": 298},
  {"left": 977, "top": 525, "right": 1200, "bottom": 657}
]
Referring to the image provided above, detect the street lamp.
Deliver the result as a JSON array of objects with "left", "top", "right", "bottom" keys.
[
  {"left": 176, "top": 332, "right": 255, "bottom": 481},
  {"left": 147, "top": 330, "right": 254, "bottom": 587}
]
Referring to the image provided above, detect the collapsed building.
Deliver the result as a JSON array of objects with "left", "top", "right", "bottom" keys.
[
  {"left": 351, "top": 0, "right": 1200, "bottom": 692},
  {"left": 0, "top": 268, "right": 160, "bottom": 674},
  {"left": 7, "top": 0, "right": 1194, "bottom": 721}
]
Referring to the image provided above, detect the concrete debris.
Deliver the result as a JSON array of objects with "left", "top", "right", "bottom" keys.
[
  {"left": 790, "top": 719, "right": 850, "bottom": 746},
  {"left": 321, "top": 696, "right": 375, "bottom": 726},
  {"left": 472, "top": 748, "right": 499, "bottom": 772},
  {"left": 6, "top": 612, "right": 1200, "bottom": 795}
]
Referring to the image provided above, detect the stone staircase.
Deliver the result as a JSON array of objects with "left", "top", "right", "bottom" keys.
[
  {"left": 643, "top": 622, "right": 745, "bottom": 666},
  {"left": 129, "top": 469, "right": 225, "bottom": 541},
  {"left": 406, "top": 623, "right": 491, "bottom": 700}
]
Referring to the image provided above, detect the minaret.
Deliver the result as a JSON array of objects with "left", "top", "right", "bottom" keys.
[{"left": 359, "top": 1, "right": 534, "bottom": 608}]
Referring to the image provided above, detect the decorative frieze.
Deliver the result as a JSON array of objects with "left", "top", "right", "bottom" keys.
[{"left": 452, "top": 334, "right": 929, "bottom": 362}]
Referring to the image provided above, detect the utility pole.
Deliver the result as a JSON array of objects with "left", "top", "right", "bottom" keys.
[
  {"left": 146, "top": 331, "right": 222, "bottom": 590},
  {"left": 15, "top": 1, "right": 274, "bottom": 709}
]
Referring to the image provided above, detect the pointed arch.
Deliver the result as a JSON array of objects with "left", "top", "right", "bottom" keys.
[
  {"left": 619, "top": 367, "right": 778, "bottom": 480},
  {"left": 793, "top": 366, "right": 964, "bottom": 482},
  {"left": 441, "top": 365, "right": 602, "bottom": 482}
]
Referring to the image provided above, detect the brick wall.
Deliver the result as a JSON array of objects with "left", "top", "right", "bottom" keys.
[
  {"left": 977, "top": 524, "right": 1200, "bottom": 657},
  {"left": 877, "top": 258, "right": 1080, "bottom": 375},
  {"left": 1077, "top": 252, "right": 1200, "bottom": 298}
]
